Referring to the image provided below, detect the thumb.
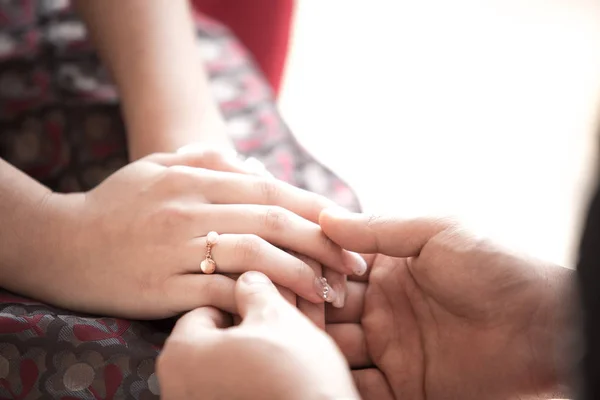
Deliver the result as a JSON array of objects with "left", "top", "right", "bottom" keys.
[
  {"left": 319, "top": 208, "right": 455, "bottom": 258},
  {"left": 235, "top": 272, "right": 291, "bottom": 324}
]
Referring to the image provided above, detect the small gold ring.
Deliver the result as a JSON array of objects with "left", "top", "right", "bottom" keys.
[{"left": 200, "top": 231, "right": 219, "bottom": 274}]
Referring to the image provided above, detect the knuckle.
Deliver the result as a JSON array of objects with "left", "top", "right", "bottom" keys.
[
  {"left": 438, "top": 223, "right": 489, "bottom": 252},
  {"left": 160, "top": 166, "right": 210, "bottom": 197},
  {"left": 317, "top": 230, "right": 339, "bottom": 255},
  {"left": 294, "top": 252, "right": 322, "bottom": 272},
  {"left": 366, "top": 213, "right": 385, "bottom": 229},
  {"left": 365, "top": 213, "right": 387, "bottom": 250},
  {"left": 255, "top": 179, "right": 281, "bottom": 204},
  {"left": 161, "top": 165, "right": 190, "bottom": 188},
  {"left": 291, "top": 256, "right": 311, "bottom": 282},
  {"left": 425, "top": 217, "right": 465, "bottom": 246},
  {"left": 252, "top": 301, "right": 284, "bottom": 323},
  {"left": 156, "top": 202, "right": 193, "bottom": 228},
  {"left": 202, "top": 276, "right": 229, "bottom": 302},
  {"left": 164, "top": 164, "right": 188, "bottom": 178},
  {"left": 198, "top": 148, "right": 226, "bottom": 165},
  {"left": 234, "top": 234, "right": 263, "bottom": 263},
  {"left": 262, "top": 206, "right": 289, "bottom": 232},
  {"left": 432, "top": 216, "right": 460, "bottom": 231}
]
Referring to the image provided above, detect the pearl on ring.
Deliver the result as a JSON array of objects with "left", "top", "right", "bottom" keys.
[
  {"left": 207, "top": 231, "right": 219, "bottom": 245},
  {"left": 201, "top": 231, "right": 219, "bottom": 274}
]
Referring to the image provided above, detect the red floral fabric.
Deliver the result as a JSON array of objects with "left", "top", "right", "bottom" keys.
[{"left": 0, "top": 1, "right": 359, "bottom": 399}]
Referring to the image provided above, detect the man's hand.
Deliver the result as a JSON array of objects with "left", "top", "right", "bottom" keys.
[
  {"left": 157, "top": 272, "right": 359, "bottom": 400},
  {"left": 321, "top": 209, "right": 577, "bottom": 400}
]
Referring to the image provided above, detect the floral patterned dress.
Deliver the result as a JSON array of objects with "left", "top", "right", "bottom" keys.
[{"left": 0, "top": 1, "right": 359, "bottom": 399}]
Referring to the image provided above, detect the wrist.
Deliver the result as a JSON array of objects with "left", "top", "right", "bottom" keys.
[
  {"left": 127, "top": 120, "right": 233, "bottom": 161},
  {"left": 1, "top": 191, "right": 85, "bottom": 302},
  {"left": 527, "top": 264, "right": 579, "bottom": 398},
  {"left": 126, "top": 102, "right": 232, "bottom": 160}
]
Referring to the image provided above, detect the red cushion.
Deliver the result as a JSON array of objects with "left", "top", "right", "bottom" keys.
[{"left": 191, "top": 0, "right": 294, "bottom": 96}]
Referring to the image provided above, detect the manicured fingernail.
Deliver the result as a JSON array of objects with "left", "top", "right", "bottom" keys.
[
  {"left": 315, "top": 277, "right": 336, "bottom": 303},
  {"left": 242, "top": 271, "right": 271, "bottom": 285},
  {"left": 348, "top": 252, "right": 367, "bottom": 276},
  {"left": 332, "top": 283, "right": 345, "bottom": 308}
]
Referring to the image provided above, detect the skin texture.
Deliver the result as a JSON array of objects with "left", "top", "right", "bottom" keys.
[
  {"left": 157, "top": 271, "right": 360, "bottom": 400},
  {"left": 322, "top": 209, "right": 577, "bottom": 400},
  {"left": 74, "top": 0, "right": 233, "bottom": 160},
  {"left": 0, "top": 150, "right": 366, "bottom": 320}
]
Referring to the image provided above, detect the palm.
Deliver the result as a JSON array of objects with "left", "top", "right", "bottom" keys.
[{"left": 351, "top": 232, "right": 550, "bottom": 400}]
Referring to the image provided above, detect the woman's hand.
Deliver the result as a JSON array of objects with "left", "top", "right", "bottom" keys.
[
  {"left": 5, "top": 151, "right": 365, "bottom": 319},
  {"left": 157, "top": 271, "right": 359, "bottom": 400}
]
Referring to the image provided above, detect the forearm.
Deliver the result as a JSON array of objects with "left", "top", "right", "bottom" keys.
[{"left": 74, "top": 0, "right": 231, "bottom": 160}]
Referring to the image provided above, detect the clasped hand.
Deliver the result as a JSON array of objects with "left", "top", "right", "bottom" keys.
[
  {"left": 159, "top": 208, "right": 574, "bottom": 400},
  {"left": 7, "top": 148, "right": 366, "bottom": 322}
]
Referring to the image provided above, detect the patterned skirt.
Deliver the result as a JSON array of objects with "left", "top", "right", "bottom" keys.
[{"left": 0, "top": 1, "right": 359, "bottom": 399}]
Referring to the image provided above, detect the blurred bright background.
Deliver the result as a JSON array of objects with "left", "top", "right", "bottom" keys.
[{"left": 279, "top": 0, "right": 600, "bottom": 267}]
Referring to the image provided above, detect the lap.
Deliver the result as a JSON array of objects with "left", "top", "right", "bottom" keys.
[{"left": 0, "top": 292, "right": 164, "bottom": 399}]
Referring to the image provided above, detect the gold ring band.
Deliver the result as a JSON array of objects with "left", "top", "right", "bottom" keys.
[{"left": 200, "top": 231, "right": 219, "bottom": 274}]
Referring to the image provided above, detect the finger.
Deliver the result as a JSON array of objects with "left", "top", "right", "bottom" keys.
[
  {"left": 351, "top": 369, "right": 395, "bottom": 400},
  {"left": 326, "top": 323, "right": 371, "bottom": 368},
  {"left": 348, "top": 253, "right": 375, "bottom": 283},
  {"left": 323, "top": 268, "right": 347, "bottom": 309},
  {"left": 147, "top": 148, "right": 261, "bottom": 176},
  {"left": 243, "top": 157, "right": 274, "bottom": 178},
  {"left": 187, "top": 234, "right": 333, "bottom": 304},
  {"left": 276, "top": 284, "right": 297, "bottom": 307},
  {"left": 294, "top": 254, "right": 325, "bottom": 330},
  {"left": 320, "top": 208, "right": 455, "bottom": 258},
  {"left": 194, "top": 204, "right": 367, "bottom": 276},
  {"left": 227, "top": 273, "right": 295, "bottom": 306},
  {"left": 169, "top": 165, "right": 338, "bottom": 224},
  {"left": 165, "top": 274, "right": 238, "bottom": 315},
  {"left": 235, "top": 271, "right": 291, "bottom": 324},
  {"left": 170, "top": 307, "right": 232, "bottom": 341},
  {"left": 230, "top": 285, "right": 294, "bottom": 324},
  {"left": 326, "top": 281, "right": 366, "bottom": 324}
]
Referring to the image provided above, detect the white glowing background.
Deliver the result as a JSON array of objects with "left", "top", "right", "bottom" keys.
[{"left": 280, "top": 0, "right": 600, "bottom": 267}]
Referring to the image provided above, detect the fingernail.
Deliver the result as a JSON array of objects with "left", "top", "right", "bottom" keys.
[
  {"left": 348, "top": 252, "right": 367, "bottom": 276},
  {"left": 332, "top": 283, "right": 345, "bottom": 308},
  {"left": 315, "top": 277, "right": 336, "bottom": 303},
  {"left": 242, "top": 271, "right": 271, "bottom": 285}
]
